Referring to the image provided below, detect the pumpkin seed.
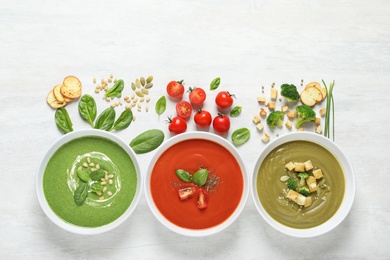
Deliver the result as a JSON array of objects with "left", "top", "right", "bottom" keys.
[
  {"left": 145, "top": 83, "right": 153, "bottom": 89},
  {"left": 136, "top": 90, "right": 144, "bottom": 97},
  {"left": 280, "top": 175, "right": 290, "bottom": 182},
  {"left": 135, "top": 79, "right": 141, "bottom": 88},
  {"left": 131, "top": 82, "right": 136, "bottom": 91},
  {"left": 140, "top": 77, "right": 145, "bottom": 86},
  {"left": 141, "top": 89, "right": 149, "bottom": 95}
]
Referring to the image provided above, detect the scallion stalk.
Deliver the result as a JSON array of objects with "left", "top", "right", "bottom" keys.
[{"left": 322, "top": 80, "right": 335, "bottom": 141}]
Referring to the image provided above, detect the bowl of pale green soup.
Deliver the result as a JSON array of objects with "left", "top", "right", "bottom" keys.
[
  {"left": 36, "top": 129, "right": 142, "bottom": 235},
  {"left": 252, "top": 132, "right": 355, "bottom": 237}
]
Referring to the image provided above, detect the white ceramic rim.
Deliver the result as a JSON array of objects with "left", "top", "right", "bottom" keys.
[
  {"left": 35, "top": 129, "right": 142, "bottom": 235},
  {"left": 251, "top": 132, "right": 356, "bottom": 238},
  {"left": 145, "top": 131, "right": 249, "bottom": 237}
]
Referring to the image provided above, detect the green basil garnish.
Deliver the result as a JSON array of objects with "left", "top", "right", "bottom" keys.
[
  {"left": 175, "top": 169, "right": 193, "bottom": 183},
  {"left": 210, "top": 77, "right": 221, "bottom": 90},
  {"left": 55, "top": 107, "right": 73, "bottom": 134},
  {"left": 90, "top": 169, "right": 106, "bottom": 181},
  {"left": 94, "top": 107, "right": 116, "bottom": 131},
  {"left": 78, "top": 94, "right": 97, "bottom": 127},
  {"left": 231, "top": 128, "right": 250, "bottom": 145},
  {"left": 77, "top": 168, "right": 91, "bottom": 182},
  {"left": 90, "top": 182, "right": 104, "bottom": 193},
  {"left": 130, "top": 129, "right": 165, "bottom": 154},
  {"left": 113, "top": 109, "right": 133, "bottom": 131},
  {"left": 230, "top": 106, "right": 242, "bottom": 117},
  {"left": 74, "top": 182, "right": 89, "bottom": 206},
  {"left": 193, "top": 169, "right": 209, "bottom": 186},
  {"left": 155, "top": 96, "right": 166, "bottom": 116},
  {"left": 104, "top": 79, "right": 124, "bottom": 98}
]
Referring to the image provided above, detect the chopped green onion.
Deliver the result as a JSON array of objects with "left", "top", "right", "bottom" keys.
[{"left": 322, "top": 80, "right": 335, "bottom": 141}]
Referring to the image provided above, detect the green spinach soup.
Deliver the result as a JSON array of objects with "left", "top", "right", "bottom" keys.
[
  {"left": 256, "top": 140, "right": 345, "bottom": 229},
  {"left": 43, "top": 135, "right": 137, "bottom": 228}
]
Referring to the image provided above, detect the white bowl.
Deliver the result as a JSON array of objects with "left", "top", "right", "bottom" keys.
[
  {"left": 251, "top": 132, "right": 355, "bottom": 238},
  {"left": 145, "top": 132, "right": 249, "bottom": 237},
  {"left": 36, "top": 129, "right": 142, "bottom": 235}
]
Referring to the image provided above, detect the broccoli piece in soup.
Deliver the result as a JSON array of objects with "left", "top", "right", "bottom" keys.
[
  {"left": 287, "top": 178, "right": 297, "bottom": 190},
  {"left": 298, "top": 187, "right": 311, "bottom": 196},
  {"left": 297, "top": 172, "right": 310, "bottom": 187}
]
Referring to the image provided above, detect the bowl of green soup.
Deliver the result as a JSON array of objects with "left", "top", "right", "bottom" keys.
[
  {"left": 36, "top": 129, "right": 142, "bottom": 235},
  {"left": 252, "top": 132, "right": 355, "bottom": 237}
]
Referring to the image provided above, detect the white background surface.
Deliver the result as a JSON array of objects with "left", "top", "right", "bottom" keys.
[{"left": 1, "top": 0, "right": 389, "bottom": 259}]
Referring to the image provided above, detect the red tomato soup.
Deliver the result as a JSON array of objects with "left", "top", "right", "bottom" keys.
[{"left": 150, "top": 139, "right": 244, "bottom": 229}]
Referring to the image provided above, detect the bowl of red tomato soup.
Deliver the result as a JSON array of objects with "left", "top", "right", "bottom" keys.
[{"left": 145, "top": 132, "right": 249, "bottom": 236}]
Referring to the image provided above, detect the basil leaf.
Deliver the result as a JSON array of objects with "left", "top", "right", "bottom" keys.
[
  {"left": 175, "top": 169, "right": 192, "bottom": 183},
  {"left": 231, "top": 128, "right": 250, "bottom": 145},
  {"left": 95, "top": 108, "right": 116, "bottom": 131},
  {"left": 90, "top": 182, "right": 104, "bottom": 193},
  {"left": 210, "top": 77, "right": 221, "bottom": 90},
  {"left": 78, "top": 94, "right": 97, "bottom": 127},
  {"left": 113, "top": 109, "right": 133, "bottom": 131},
  {"left": 104, "top": 79, "right": 124, "bottom": 98},
  {"left": 230, "top": 106, "right": 242, "bottom": 117},
  {"left": 155, "top": 96, "right": 166, "bottom": 116},
  {"left": 90, "top": 169, "right": 106, "bottom": 181},
  {"left": 130, "top": 129, "right": 164, "bottom": 154},
  {"left": 55, "top": 107, "right": 73, "bottom": 134},
  {"left": 77, "top": 168, "right": 90, "bottom": 182},
  {"left": 74, "top": 182, "right": 89, "bottom": 206},
  {"left": 193, "top": 169, "right": 209, "bottom": 186}
]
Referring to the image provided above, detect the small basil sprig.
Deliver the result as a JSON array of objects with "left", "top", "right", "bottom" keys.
[
  {"left": 94, "top": 108, "right": 116, "bottom": 131},
  {"left": 78, "top": 94, "right": 97, "bottom": 127},
  {"left": 210, "top": 77, "right": 221, "bottom": 90},
  {"left": 231, "top": 128, "right": 250, "bottom": 145},
  {"left": 130, "top": 129, "right": 165, "bottom": 154},
  {"left": 192, "top": 169, "right": 209, "bottom": 186},
  {"left": 104, "top": 79, "right": 124, "bottom": 98},
  {"left": 155, "top": 96, "right": 166, "bottom": 116},
  {"left": 175, "top": 169, "right": 193, "bottom": 183},
  {"left": 74, "top": 182, "right": 89, "bottom": 206},
  {"left": 55, "top": 107, "right": 73, "bottom": 134},
  {"left": 113, "top": 109, "right": 133, "bottom": 131},
  {"left": 230, "top": 106, "right": 242, "bottom": 117}
]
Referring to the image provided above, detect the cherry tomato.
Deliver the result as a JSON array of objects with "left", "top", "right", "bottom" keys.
[
  {"left": 168, "top": 116, "right": 187, "bottom": 134},
  {"left": 166, "top": 80, "right": 185, "bottom": 99},
  {"left": 215, "top": 91, "right": 235, "bottom": 109},
  {"left": 194, "top": 109, "right": 212, "bottom": 128},
  {"left": 188, "top": 87, "right": 206, "bottom": 105},
  {"left": 213, "top": 113, "right": 230, "bottom": 135},
  {"left": 197, "top": 190, "right": 208, "bottom": 209},
  {"left": 176, "top": 101, "right": 192, "bottom": 119},
  {"left": 178, "top": 187, "right": 196, "bottom": 201}
]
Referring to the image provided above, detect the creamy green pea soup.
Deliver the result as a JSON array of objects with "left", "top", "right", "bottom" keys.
[
  {"left": 256, "top": 140, "right": 345, "bottom": 229},
  {"left": 43, "top": 135, "right": 137, "bottom": 228}
]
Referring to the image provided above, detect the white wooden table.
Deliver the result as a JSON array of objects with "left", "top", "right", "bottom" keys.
[{"left": 1, "top": 0, "right": 389, "bottom": 258}]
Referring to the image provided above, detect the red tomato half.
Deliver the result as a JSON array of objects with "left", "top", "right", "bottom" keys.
[
  {"left": 176, "top": 101, "right": 192, "bottom": 119},
  {"left": 194, "top": 109, "right": 212, "bottom": 128},
  {"left": 168, "top": 116, "right": 187, "bottom": 134},
  {"left": 197, "top": 190, "right": 208, "bottom": 209},
  {"left": 189, "top": 87, "right": 206, "bottom": 106},
  {"left": 166, "top": 80, "right": 185, "bottom": 99},
  {"left": 213, "top": 114, "right": 230, "bottom": 135},
  {"left": 215, "top": 91, "right": 235, "bottom": 109},
  {"left": 178, "top": 187, "right": 196, "bottom": 201}
]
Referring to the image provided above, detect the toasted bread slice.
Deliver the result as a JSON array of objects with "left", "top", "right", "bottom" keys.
[
  {"left": 61, "top": 76, "right": 82, "bottom": 99},
  {"left": 300, "top": 86, "right": 322, "bottom": 106},
  {"left": 306, "top": 82, "right": 327, "bottom": 101},
  {"left": 47, "top": 90, "right": 66, "bottom": 108},
  {"left": 53, "top": 84, "right": 73, "bottom": 103},
  {"left": 320, "top": 87, "right": 327, "bottom": 101}
]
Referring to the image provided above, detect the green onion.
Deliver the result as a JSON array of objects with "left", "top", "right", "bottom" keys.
[{"left": 322, "top": 80, "right": 335, "bottom": 141}]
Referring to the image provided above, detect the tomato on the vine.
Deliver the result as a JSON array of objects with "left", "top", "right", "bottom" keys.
[
  {"left": 168, "top": 116, "right": 187, "bottom": 134},
  {"left": 213, "top": 113, "right": 230, "bottom": 135},
  {"left": 194, "top": 109, "right": 212, "bottom": 128},
  {"left": 215, "top": 91, "right": 235, "bottom": 109},
  {"left": 188, "top": 87, "right": 206, "bottom": 106},
  {"left": 166, "top": 80, "right": 185, "bottom": 99},
  {"left": 176, "top": 101, "right": 192, "bottom": 119}
]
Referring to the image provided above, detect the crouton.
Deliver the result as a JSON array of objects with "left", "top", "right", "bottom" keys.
[
  {"left": 270, "top": 88, "right": 278, "bottom": 100},
  {"left": 267, "top": 101, "right": 276, "bottom": 110},
  {"left": 252, "top": 115, "right": 261, "bottom": 124},
  {"left": 281, "top": 105, "right": 288, "bottom": 113},
  {"left": 319, "top": 108, "right": 326, "bottom": 117},
  {"left": 304, "top": 160, "right": 313, "bottom": 171},
  {"left": 304, "top": 196, "right": 313, "bottom": 207},
  {"left": 286, "top": 189, "right": 299, "bottom": 201},
  {"left": 296, "top": 194, "right": 307, "bottom": 206},
  {"left": 260, "top": 108, "right": 267, "bottom": 117},
  {"left": 314, "top": 117, "right": 321, "bottom": 125},
  {"left": 256, "top": 123, "right": 264, "bottom": 132},
  {"left": 294, "top": 163, "right": 305, "bottom": 172},
  {"left": 312, "top": 169, "right": 323, "bottom": 179},
  {"left": 287, "top": 110, "right": 295, "bottom": 119},
  {"left": 261, "top": 133, "right": 270, "bottom": 143},
  {"left": 297, "top": 128, "right": 304, "bottom": 132},
  {"left": 257, "top": 95, "right": 266, "bottom": 104},
  {"left": 306, "top": 176, "right": 317, "bottom": 192},
  {"left": 285, "top": 120, "right": 292, "bottom": 130},
  {"left": 315, "top": 125, "right": 322, "bottom": 134},
  {"left": 285, "top": 161, "right": 295, "bottom": 171}
]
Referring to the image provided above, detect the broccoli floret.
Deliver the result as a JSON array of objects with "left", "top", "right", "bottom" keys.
[
  {"left": 280, "top": 84, "right": 300, "bottom": 102},
  {"left": 297, "top": 172, "right": 310, "bottom": 186},
  {"left": 287, "top": 178, "right": 297, "bottom": 190},
  {"left": 298, "top": 187, "right": 311, "bottom": 196},
  {"left": 294, "top": 105, "right": 316, "bottom": 128},
  {"left": 266, "top": 111, "right": 284, "bottom": 129}
]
